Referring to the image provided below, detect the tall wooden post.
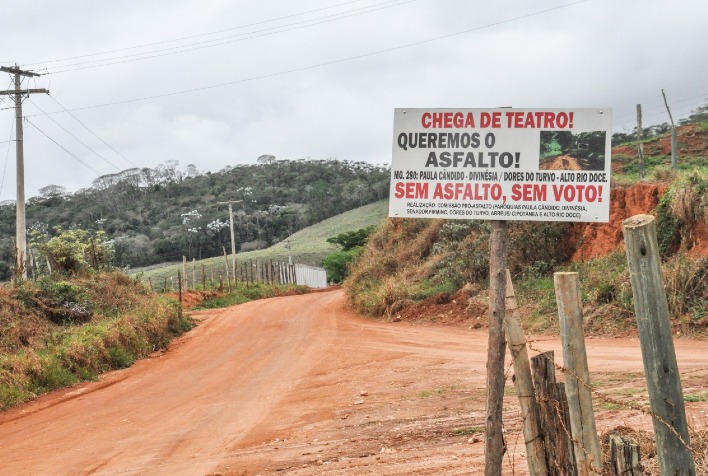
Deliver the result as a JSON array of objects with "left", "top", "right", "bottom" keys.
[
  {"left": 485, "top": 220, "right": 508, "bottom": 476},
  {"left": 554, "top": 272, "right": 602, "bottom": 475},
  {"left": 1, "top": 65, "right": 49, "bottom": 279},
  {"left": 622, "top": 214, "right": 695, "bottom": 475},
  {"left": 504, "top": 270, "right": 548, "bottom": 475},
  {"left": 661, "top": 89, "right": 678, "bottom": 169},
  {"left": 182, "top": 256, "right": 187, "bottom": 292},
  {"left": 636, "top": 104, "right": 645, "bottom": 179}
]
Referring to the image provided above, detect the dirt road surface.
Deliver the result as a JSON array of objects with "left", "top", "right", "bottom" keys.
[
  {"left": 1, "top": 289, "right": 706, "bottom": 475},
  {"left": 540, "top": 155, "right": 583, "bottom": 170}
]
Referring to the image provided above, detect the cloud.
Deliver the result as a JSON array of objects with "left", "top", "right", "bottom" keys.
[{"left": 1, "top": 0, "right": 706, "bottom": 199}]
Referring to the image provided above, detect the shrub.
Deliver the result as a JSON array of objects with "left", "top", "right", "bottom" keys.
[
  {"left": 323, "top": 248, "right": 363, "bottom": 284},
  {"left": 0, "top": 272, "right": 193, "bottom": 410}
]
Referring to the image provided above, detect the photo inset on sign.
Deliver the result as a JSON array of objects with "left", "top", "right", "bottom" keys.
[{"left": 539, "top": 131, "right": 606, "bottom": 171}]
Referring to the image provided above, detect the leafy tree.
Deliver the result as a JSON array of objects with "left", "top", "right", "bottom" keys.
[
  {"left": 31, "top": 227, "right": 113, "bottom": 276},
  {"left": 323, "top": 248, "right": 363, "bottom": 284},
  {"left": 6, "top": 158, "right": 390, "bottom": 272},
  {"left": 323, "top": 226, "right": 376, "bottom": 283},
  {"left": 326, "top": 226, "right": 376, "bottom": 251},
  {"left": 683, "top": 102, "right": 708, "bottom": 124}
]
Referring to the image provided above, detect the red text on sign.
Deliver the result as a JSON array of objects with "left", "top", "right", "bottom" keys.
[
  {"left": 510, "top": 183, "right": 547, "bottom": 202},
  {"left": 552, "top": 184, "right": 603, "bottom": 202},
  {"left": 394, "top": 181, "right": 429, "bottom": 199}
]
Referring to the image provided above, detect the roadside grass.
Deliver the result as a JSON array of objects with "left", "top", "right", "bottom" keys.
[
  {"left": 345, "top": 168, "right": 707, "bottom": 337},
  {"left": 416, "top": 386, "right": 459, "bottom": 400},
  {"left": 452, "top": 426, "right": 484, "bottom": 436},
  {"left": 0, "top": 272, "right": 192, "bottom": 411},
  {"left": 684, "top": 392, "right": 708, "bottom": 403},
  {"left": 194, "top": 283, "right": 308, "bottom": 310}
]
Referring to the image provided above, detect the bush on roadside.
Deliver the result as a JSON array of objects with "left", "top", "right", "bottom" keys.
[{"left": 0, "top": 272, "right": 192, "bottom": 410}]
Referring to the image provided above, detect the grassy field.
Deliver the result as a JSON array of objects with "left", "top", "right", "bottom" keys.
[{"left": 132, "top": 199, "right": 389, "bottom": 285}]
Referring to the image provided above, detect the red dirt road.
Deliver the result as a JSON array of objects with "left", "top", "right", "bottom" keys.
[{"left": 1, "top": 289, "right": 706, "bottom": 475}]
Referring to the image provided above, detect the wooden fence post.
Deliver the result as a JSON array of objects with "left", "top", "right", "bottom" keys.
[
  {"left": 484, "top": 220, "right": 508, "bottom": 476},
  {"left": 201, "top": 264, "right": 206, "bottom": 290},
  {"left": 622, "top": 214, "right": 696, "bottom": 475},
  {"left": 222, "top": 247, "right": 231, "bottom": 292},
  {"left": 554, "top": 272, "right": 602, "bottom": 475},
  {"left": 177, "top": 271, "right": 183, "bottom": 304},
  {"left": 609, "top": 434, "right": 642, "bottom": 476},
  {"left": 182, "top": 256, "right": 187, "bottom": 292},
  {"left": 504, "top": 270, "right": 548, "bottom": 476},
  {"left": 531, "top": 352, "right": 577, "bottom": 476}
]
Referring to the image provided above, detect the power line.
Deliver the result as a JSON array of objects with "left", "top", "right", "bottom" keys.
[
  {"left": 46, "top": 94, "right": 138, "bottom": 168},
  {"left": 25, "top": 0, "right": 382, "bottom": 67},
  {"left": 0, "top": 110, "right": 13, "bottom": 196},
  {"left": 41, "top": 0, "right": 420, "bottom": 74},
  {"left": 28, "top": 98, "right": 122, "bottom": 172},
  {"left": 26, "top": 119, "right": 103, "bottom": 176},
  {"left": 614, "top": 93, "right": 707, "bottom": 120},
  {"left": 28, "top": 1, "right": 589, "bottom": 116},
  {"left": 613, "top": 96, "right": 707, "bottom": 132}
]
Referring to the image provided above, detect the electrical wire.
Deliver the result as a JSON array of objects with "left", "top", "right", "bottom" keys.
[
  {"left": 24, "top": 0, "right": 384, "bottom": 67},
  {"left": 28, "top": 1, "right": 590, "bottom": 116},
  {"left": 0, "top": 111, "right": 14, "bottom": 197},
  {"left": 41, "top": 0, "right": 420, "bottom": 74},
  {"left": 25, "top": 119, "right": 103, "bottom": 176},
  {"left": 28, "top": 98, "right": 122, "bottom": 172},
  {"left": 613, "top": 95, "right": 708, "bottom": 132},
  {"left": 46, "top": 94, "right": 138, "bottom": 168}
]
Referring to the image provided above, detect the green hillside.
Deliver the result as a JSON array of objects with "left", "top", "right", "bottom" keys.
[
  {"left": 0, "top": 159, "right": 390, "bottom": 281},
  {"left": 134, "top": 199, "right": 389, "bottom": 284}
]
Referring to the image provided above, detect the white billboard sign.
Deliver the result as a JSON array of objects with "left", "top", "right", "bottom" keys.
[{"left": 389, "top": 108, "right": 612, "bottom": 222}]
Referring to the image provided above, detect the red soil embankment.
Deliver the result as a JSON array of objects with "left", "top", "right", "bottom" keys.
[{"left": 568, "top": 183, "right": 667, "bottom": 261}]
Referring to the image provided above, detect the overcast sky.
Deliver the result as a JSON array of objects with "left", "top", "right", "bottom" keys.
[{"left": 1, "top": 0, "right": 706, "bottom": 200}]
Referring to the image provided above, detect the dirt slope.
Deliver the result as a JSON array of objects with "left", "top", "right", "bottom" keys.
[
  {"left": 568, "top": 183, "right": 668, "bottom": 260},
  {"left": 0, "top": 289, "right": 706, "bottom": 474}
]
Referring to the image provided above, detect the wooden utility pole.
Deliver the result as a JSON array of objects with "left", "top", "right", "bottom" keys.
[
  {"left": 216, "top": 200, "right": 242, "bottom": 285},
  {"left": 0, "top": 65, "right": 49, "bottom": 279},
  {"left": 484, "top": 220, "right": 508, "bottom": 476},
  {"left": 285, "top": 239, "right": 293, "bottom": 265},
  {"left": 222, "top": 247, "right": 231, "bottom": 292},
  {"left": 636, "top": 104, "right": 645, "bottom": 179},
  {"left": 622, "top": 215, "right": 696, "bottom": 475},
  {"left": 661, "top": 89, "right": 678, "bottom": 169}
]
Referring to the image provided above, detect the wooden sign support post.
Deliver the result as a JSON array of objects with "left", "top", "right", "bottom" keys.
[{"left": 484, "top": 220, "right": 508, "bottom": 476}]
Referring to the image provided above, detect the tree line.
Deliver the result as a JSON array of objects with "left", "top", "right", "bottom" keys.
[{"left": 0, "top": 158, "right": 390, "bottom": 279}]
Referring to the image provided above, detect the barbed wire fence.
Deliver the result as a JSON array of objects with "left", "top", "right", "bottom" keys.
[
  {"left": 494, "top": 336, "right": 705, "bottom": 475},
  {"left": 493, "top": 215, "right": 703, "bottom": 475}
]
